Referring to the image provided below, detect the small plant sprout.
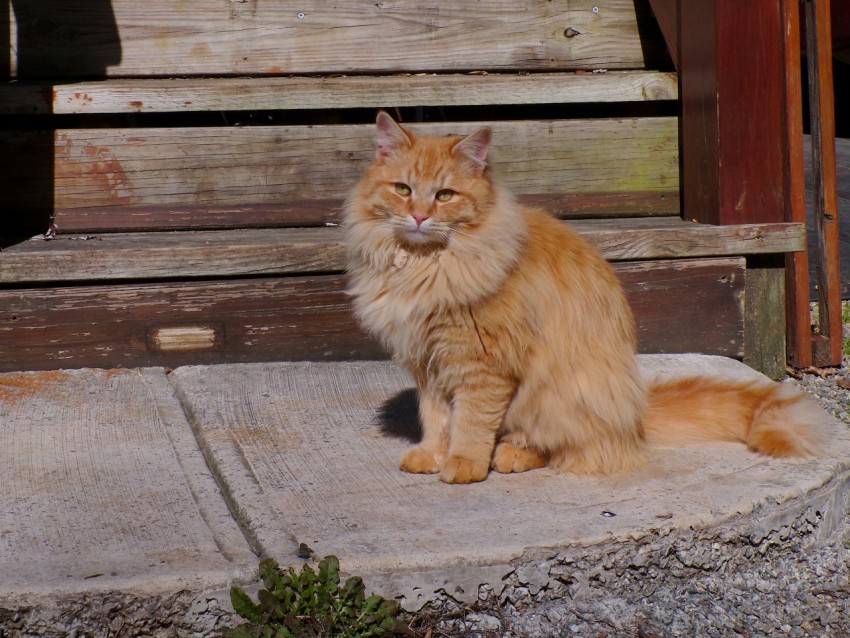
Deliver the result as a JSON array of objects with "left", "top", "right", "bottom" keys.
[{"left": 225, "top": 555, "right": 411, "bottom": 638}]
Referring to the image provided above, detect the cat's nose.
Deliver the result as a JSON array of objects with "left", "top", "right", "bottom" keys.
[{"left": 412, "top": 214, "right": 430, "bottom": 227}]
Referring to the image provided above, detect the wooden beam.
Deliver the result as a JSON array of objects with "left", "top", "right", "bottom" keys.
[
  {"left": 0, "top": 72, "right": 678, "bottom": 116},
  {"left": 782, "top": 0, "right": 814, "bottom": 368},
  {"left": 623, "top": 258, "right": 745, "bottom": 359},
  {"left": 0, "top": 219, "right": 804, "bottom": 284},
  {"left": 47, "top": 192, "right": 679, "bottom": 234},
  {"left": 0, "top": 258, "right": 745, "bottom": 372},
  {"left": 0, "top": 119, "right": 679, "bottom": 216},
  {"left": 744, "top": 256, "right": 787, "bottom": 379},
  {"left": 680, "top": 0, "right": 788, "bottom": 225},
  {"left": 8, "top": 0, "right": 666, "bottom": 78},
  {"left": 805, "top": 0, "right": 843, "bottom": 367}
]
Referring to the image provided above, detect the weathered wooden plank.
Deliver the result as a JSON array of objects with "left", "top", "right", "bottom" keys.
[
  {"left": 805, "top": 0, "right": 843, "bottom": 367},
  {"left": 570, "top": 219, "right": 805, "bottom": 261},
  {"left": 0, "top": 220, "right": 804, "bottom": 284},
  {"left": 0, "top": 119, "right": 680, "bottom": 216},
  {"left": 50, "top": 191, "right": 680, "bottom": 234},
  {"left": 782, "top": 0, "right": 813, "bottom": 368},
  {"left": 1, "top": 229, "right": 349, "bottom": 282},
  {"left": 8, "top": 0, "right": 666, "bottom": 79},
  {"left": 0, "top": 72, "right": 679, "bottom": 115},
  {"left": 0, "top": 258, "right": 744, "bottom": 372},
  {"left": 743, "top": 256, "right": 787, "bottom": 379},
  {"left": 622, "top": 257, "right": 745, "bottom": 358},
  {"left": 0, "top": 277, "right": 384, "bottom": 372}
]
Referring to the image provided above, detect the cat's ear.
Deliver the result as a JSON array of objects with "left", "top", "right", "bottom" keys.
[
  {"left": 452, "top": 127, "right": 492, "bottom": 177},
  {"left": 375, "top": 111, "right": 412, "bottom": 162}
]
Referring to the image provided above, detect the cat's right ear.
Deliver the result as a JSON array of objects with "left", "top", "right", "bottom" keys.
[{"left": 375, "top": 111, "right": 412, "bottom": 162}]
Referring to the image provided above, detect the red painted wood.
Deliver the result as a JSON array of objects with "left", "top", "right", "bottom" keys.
[
  {"left": 805, "top": 0, "right": 843, "bottom": 367},
  {"left": 680, "top": 0, "right": 788, "bottom": 226},
  {"left": 782, "top": 0, "right": 814, "bottom": 368}
]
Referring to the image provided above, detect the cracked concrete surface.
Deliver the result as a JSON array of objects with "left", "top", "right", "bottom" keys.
[{"left": 1, "top": 355, "right": 849, "bottom": 635}]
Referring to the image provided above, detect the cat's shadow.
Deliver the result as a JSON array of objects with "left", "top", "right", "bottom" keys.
[{"left": 377, "top": 388, "right": 422, "bottom": 443}]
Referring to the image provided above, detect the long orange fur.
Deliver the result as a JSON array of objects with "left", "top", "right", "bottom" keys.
[{"left": 345, "top": 113, "right": 825, "bottom": 484}]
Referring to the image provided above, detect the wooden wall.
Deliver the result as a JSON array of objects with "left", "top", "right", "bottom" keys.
[
  {"left": 1, "top": 118, "right": 679, "bottom": 231},
  {"left": 7, "top": 1, "right": 667, "bottom": 78}
]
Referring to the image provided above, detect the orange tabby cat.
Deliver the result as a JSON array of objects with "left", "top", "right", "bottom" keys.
[{"left": 345, "top": 112, "right": 824, "bottom": 484}]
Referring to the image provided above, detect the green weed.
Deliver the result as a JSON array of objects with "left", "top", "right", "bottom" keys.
[{"left": 224, "top": 556, "right": 411, "bottom": 638}]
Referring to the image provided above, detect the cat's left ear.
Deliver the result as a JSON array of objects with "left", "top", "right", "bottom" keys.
[{"left": 452, "top": 127, "right": 492, "bottom": 177}]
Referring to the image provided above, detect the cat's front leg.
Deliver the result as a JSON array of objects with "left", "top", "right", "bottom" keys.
[
  {"left": 399, "top": 386, "right": 449, "bottom": 474},
  {"left": 440, "top": 376, "right": 514, "bottom": 484}
]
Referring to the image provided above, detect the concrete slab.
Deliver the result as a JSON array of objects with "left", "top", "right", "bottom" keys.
[
  {"left": 0, "top": 368, "right": 255, "bottom": 631},
  {"left": 171, "top": 354, "right": 850, "bottom": 609}
]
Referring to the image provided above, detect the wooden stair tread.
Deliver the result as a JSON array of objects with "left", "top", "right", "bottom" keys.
[
  {"left": 1, "top": 71, "right": 678, "bottom": 115},
  {"left": 0, "top": 218, "right": 805, "bottom": 284}
]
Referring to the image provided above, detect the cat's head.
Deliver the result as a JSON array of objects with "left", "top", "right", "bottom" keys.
[{"left": 350, "top": 112, "right": 496, "bottom": 249}]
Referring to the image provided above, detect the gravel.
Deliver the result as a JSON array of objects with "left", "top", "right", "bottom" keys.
[{"left": 413, "top": 324, "right": 850, "bottom": 638}]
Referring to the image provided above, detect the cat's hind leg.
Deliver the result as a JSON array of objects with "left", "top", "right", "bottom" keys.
[
  {"left": 491, "top": 434, "right": 548, "bottom": 473},
  {"left": 399, "top": 385, "right": 449, "bottom": 474},
  {"left": 506, "top": 360, "right": 647, "bottom": 476}
]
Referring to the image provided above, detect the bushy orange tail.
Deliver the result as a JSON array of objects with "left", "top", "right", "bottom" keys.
[{"left": 643, "top": 377, "right": 825, "bottom": 457}]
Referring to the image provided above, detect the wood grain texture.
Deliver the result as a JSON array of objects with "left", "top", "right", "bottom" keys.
[
  {"left": 7, "top": 0, "right": 666, "bottom": 78},
  {"left": 621, "top": 257, "right": 745, "bottom": 359},
  {"left": 0, "top": 72, "right": 679, "bottom": 115},
  {"left": 51, "top": 191, "right": 680, "bottom": 234},
  {"left": 805, "top": 0, "right": 843, "bottom": 366},
  {"left": 0, "top": 258, "right": 744, "bottom": 372},
  {"left": 782, "top": 0, "right": 813, "bottom": 368},
  {"left": 0, "top": 219, "right": 803, "bottom": 284},
  {"left": 1, "top": 119, "right": 680, "bottom": 215},
  {"left": 0, "top": 277, "right": 384, "bottom": 372},
  {"left": 743, "top": 256, "right": 787, "bottom": 379}
]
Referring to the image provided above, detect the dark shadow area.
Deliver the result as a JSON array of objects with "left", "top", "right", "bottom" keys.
[
  {"left": 377, "top": 388, "right": 421, "bottom": 443},
  {"left": 802, "top": 55, "right": 850, "bottom": 139},
  {"left": 801, "top": 25, "right": 850, "bottom": 299},
  {"left": 1, "top": 0, "right": 121, "bottom": 245},
  {"left": 633, "top": 0, "right": 675, "bottom": 71}
]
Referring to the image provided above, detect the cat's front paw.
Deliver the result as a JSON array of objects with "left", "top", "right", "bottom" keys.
[
  {"left": 400, "top": 446, "right": 440, "bottom": 474},
  {"left": 440, "top": 455, "right": 489, "bottom": 484}
]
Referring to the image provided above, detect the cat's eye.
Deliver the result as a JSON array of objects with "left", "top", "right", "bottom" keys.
[
  {"left": 435, "top": 189, "right": 455, "bottom": 202},
  {"left": 394, "top": 183, "right": 412, "bottom": 196}
]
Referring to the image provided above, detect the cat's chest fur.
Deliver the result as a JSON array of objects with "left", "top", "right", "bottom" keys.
[{"left": 350, "top": 246, "right": 473, "bottom": 366}]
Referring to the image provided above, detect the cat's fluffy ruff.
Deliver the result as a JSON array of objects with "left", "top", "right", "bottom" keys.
[{"left": 345, "top": 113, "right": 825, "bottom": 484}]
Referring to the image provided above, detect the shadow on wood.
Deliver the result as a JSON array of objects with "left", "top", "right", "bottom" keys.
[{"left": 1, "top": 0, "right": 122, "bottom": 244}]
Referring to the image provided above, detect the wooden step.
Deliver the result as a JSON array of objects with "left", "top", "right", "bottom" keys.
[
  {"left": 1, "top": 118, "right": 680, "bottom": 225},
  {"left": 45, "top": 192, "right": 680, "bottom": 235},
  {"left": 0, "top": 258, "right": 746, "bottom": 372},
  {"left": 5, "top": 1, "right": 667, "bottom": 79},
  {"left": 0, "top": 71, "right": 677, "bottom": 115},
  {"left": 0, "top": 218, "right": 805, "bottom": 284}
]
